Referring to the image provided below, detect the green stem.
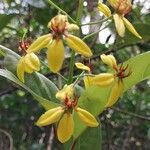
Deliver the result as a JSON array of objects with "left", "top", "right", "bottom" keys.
[
  {"left": 47, "top": 0, "right": 76, "bottom": 24},
  {"left": 80, "top": 16, "right": 112, "bottom": 26},
  {"left": 82, "top": 22, "right": 112, "bottom": 40},
  {"left": 67, "top": 51, "right": 75, "bottom": 84},
  {"left": 67, "top": 0, "right": 83, "bottom": 84}
]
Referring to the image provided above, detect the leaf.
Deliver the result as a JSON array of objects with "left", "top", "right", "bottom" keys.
[
  {"left": 0, "top": 14, "right": 15, "bottom": 31},
  {"left": 74, "top": 125, "right": 102, "bottom": 150},
  {"left": 0, "top": 69, "right": 59, "bottom": 110},
  {"left": 73, "top": 51, "right": 150, "bottom": 139}
]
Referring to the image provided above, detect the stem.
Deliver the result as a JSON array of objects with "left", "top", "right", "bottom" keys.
[
  {"left": 73, "top": 71, "right": 85, "bottom": 87},
  {"left": 80, "top": 16, "right": 112, "bottom": 26},
  {"left": 67, "top": 0, "right": 83, "bottom": 84},
  {"left": 47, "top": 0, "right": 76, "bottom": 24},
  {"left": 82, "top": 22, "right": 112, "bottom": 40},
  {"left": 67, "top": 51, "right": 75, "bottom": 84}
]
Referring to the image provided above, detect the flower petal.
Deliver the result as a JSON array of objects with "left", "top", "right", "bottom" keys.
[
  {"left": 65, "top": 34, "right": 92, "bottom": 57},
  {"left": 83, "top": 76, "right": 93, "bottom": 89},
  {"left": 113, "top": 14, "right": 125, "bottom": 37},
  {"left": 17, "top": 57, "right": 25, "bottom": 82},
  {"left": 101, "top": 54, "right": 117, "bottom": 69},
  {"left": 98, "top": 2, "right": 111, "bottom": 17},
  {"left": 92, "top": 73, "right": 114, "bottom": 86},
  {"left": 36, "top": 107, "right": 64, "bottom": 127},
  {"left": 47, "top": 39, "right": 65, "bottom": 73},
  {"left": 24, "top": 53, "right": 40, "bottom": 71},
  {"left": 105, "top": 80, "right": 124, "bottom": 107},
  {"left": 122, "top": 17, "right": 142, "bottom": 39},
  {"left": 27, "top": 34, "right": 52, "bottom": 53},
  {"left": 57, "top": 113, "right": 74, "bottom": 143},
  {"left": 75, "top": 62, "right": 90, "bottom": 72},
  {"left": 76, "top": 107, "right": 99, "bottom": 127}
]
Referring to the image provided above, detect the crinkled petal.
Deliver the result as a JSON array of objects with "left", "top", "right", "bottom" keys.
[
  {"left": 92, "top": 73, "right": 114, "bottom": 86},
  {"left": 113, "top": 14, "right": 125, "bottom": 37},
  {"left": 76, "top": 107, "right": 99, "bottom": 127},
  {"left": 36, "top": 107, "right": 64, "bottom": 127},
  {"left": 105, "top": 80, "right": 124, "bottom": 107},
  {"left": 24, "top": 53, "right": 40, "bottom": 71},
  {"left": 75, "top": 62, "right": 90, "bottom": 72},
  {"left": 17, "top": 57, "right": 25, "bottom": 83},
  {"left": 65, "top": 34, "right": 92, "bottom": 57},
  {"left": 57, "top": 113, "right": 74, "bottom": 143},
  {"left": 98, "top": 2, "right": 111, "bottom": 17},
  {"left": 47, "top": 39, "right": 65, "bottom": 73},
  {"left": 27, "top": 34, "right": 52, "bottom": 53},
  {"left": 122, "top": 17, "right": 142, "bottom": 39}
]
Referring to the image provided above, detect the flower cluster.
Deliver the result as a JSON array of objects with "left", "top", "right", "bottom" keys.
[
  {"left": 98, "top": 0, "right": 142, "bottom": 38},
  {"left": 17, "top": 14, "right": 92, "bottom": 82},
  {"left": 36, "top": 84, "right": 98, "bottom": 143}
]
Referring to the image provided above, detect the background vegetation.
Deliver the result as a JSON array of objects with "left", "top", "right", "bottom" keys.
[{"left": 0, "top": 0, "right": 150, "bottom": 149}]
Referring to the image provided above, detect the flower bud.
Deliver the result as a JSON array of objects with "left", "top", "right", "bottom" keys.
[
  {"left": 76, "top": 107, "right": 99, "bottom": 127},
  {"left": 56, "top": 84, "right": 74, "bottom": 101},
  {"left": 108, "top": 0, "right": 132, "bottom": 15},
  {"left": 48, "top": 14, "right": 68, "bottom": 34},
  {"left": 101, "top": 54, "right": 117, "bottom": 69}
]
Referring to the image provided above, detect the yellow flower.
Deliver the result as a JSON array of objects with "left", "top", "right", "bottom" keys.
[
  {"left": 26, "top": 14, "right": 93, "bottom": 73},
  {"left": 107, "top": 0, "right": 142, "bottom": 39},
  {"left": 36, "top": 85, "right": 98, "bottom": 143},
  {"left": 75, "top": 62, "right": 114, "bottom": 88},
  {"left": 100, "top": 54, "right": 131, "bottom": 107},
  {"left": 17, "top": 53, "right": 40, "bottom": 83}
]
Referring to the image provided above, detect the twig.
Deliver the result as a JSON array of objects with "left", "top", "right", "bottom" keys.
[
  {"left": 0, "top": 128, "right": 13, "bottom": 150},
  {"left": 47, "top": 127, "right": 54, "bottom": 150},
  {"left": 0, "top": 87, "right": 18, "bottom": 97},
  {"left": 111, "top": 107, "right": 150, "bottom": 121}
]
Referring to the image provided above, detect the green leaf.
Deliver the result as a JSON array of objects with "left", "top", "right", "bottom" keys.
[
  {"left": 0, "top": 14, "right": 15, "bottom": 31},
  {"left": 0, "top": 69, "right": 59, "bottom": 110},
  {"left": 73, "top": 51, "right": 150, "bottom": 139}
]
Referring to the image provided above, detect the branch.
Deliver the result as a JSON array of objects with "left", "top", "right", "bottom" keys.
[{"left": 111, "top": 107, "right": 150, "bottom": 121}]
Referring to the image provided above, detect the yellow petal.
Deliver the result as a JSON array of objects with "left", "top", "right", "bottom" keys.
[
  {"left": 83, "top": 76, "right": 93, "bottom": 89},
  {"left": 47, "top": 39, "right": 65, "bottom": 73},
  {"left": 100, "top": 54, "right": 117, "bottom": 68},
  {"left": 76, "top": 107, "right": 99, "bottom": 127},
  {"left": 65, "top": 34, "right": 93, "bottom": 57},
  {"left": 56, "top": 84, "right": 74, "bottom": 101},
  {"left": 57, "top": 113, "right": 74, "bottom": 143},
  {"left": 24, "top": 53, "right": 40, "bottom": 71},
  {"left": 75, "top": 62, "right": 90, "bottom": 72},
  {"left": 17, "top": 57, "right": 25, "bottom": 82},
  {"left": 36, "top": 107, "right": 64, "bottom": 127},
  {"left": 105, "top": 80, "right": 124, "bottom": 107},
  {"left": 67, "top": 23, "right": 79, "bottom": 31},
  {"left": 92, "top": 73, "right": 114, "bottom": 86},
  {"left": 98, "top": 2, "right": 111, "bottom": 17},
  {"left": 122, "top": 17, "right": 142, "bottom": 39},
  {"left": 113, "top": 14, "right": 125, "bottom": 37},
  {"left": 27, "top": 34, "right": 52, "bottom": 53}
]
